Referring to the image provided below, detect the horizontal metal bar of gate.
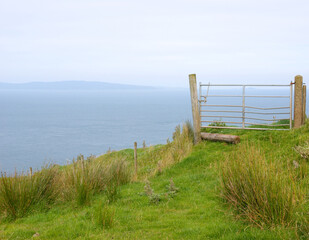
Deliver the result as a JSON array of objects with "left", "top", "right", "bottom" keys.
[
  {"left": 245, "top": 106, "right": 290, "bottom": 110},
  {"left": 202, "top": 95, "right": 290, "bottom": 98},
  {"left": 201, "top": 120, "right": 243, "bottom": 124},
  {"left": 201, "top": 110, "right": 242, "bottom": 113},
  {"left": 245, "top": 111, "right": 290, "bottom": 115},
  {"left": 201, "top": 120, "right": 290, "bottom": 126},
  {"left": 201, "top": 115, "right": 242, "bottom": 118},
  {"left": 244, "top": 117, "right": 289, "bottom": 122},
  {"left": 200, "top": 104, "right": 243, "bottom": 107},
  {"left": 201, "top": 110, "right": 290, "bottom": 114},
  {"left": 200, "top": 84, "right": 290, "bottom": 87},
  {"left": 202, "top": 121, "right": 290, "bottom": 127},
  {"left": 201, "top": 115, "right": 289, "bottom": 122},
  {"left": 200, "top": 104, "right": 289, "bottom": 110},
  {"left": 201, "top": 126, "right": 290, "bottom": 131},
  {"left": 244, "top": 122, "right": 289, "bottom": 126}
]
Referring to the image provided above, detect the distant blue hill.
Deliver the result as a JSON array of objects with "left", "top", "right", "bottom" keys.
[{"left": 0, "top": 81, "right": 155, "bottom": 90}]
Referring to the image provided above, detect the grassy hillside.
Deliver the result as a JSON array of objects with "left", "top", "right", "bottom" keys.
[{"left": 0, "top": 123, "right": 308, "bottom": 239}]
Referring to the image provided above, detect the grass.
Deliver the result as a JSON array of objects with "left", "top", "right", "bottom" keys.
[
  {"left": 0, "top": 166, "right": 57, "bottom": 219},
  {"left": 92, "top": 201, "right": 115, "bottom": 229},
  {"left": 60, "top": 156, "right": 131, "bottom": 205},
  {"left": 95, "top": 121, "right": 194, "bottom": 180},
  {"left": 221, "top": 143, "right": 303, "bottom": 228},
  {"left": 0, "top": 121, "right": 308, "bottom": 239}
]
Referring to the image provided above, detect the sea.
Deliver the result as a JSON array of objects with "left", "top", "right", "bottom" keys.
[
  {"left": 0, "top": 89, "right": 191, "bottom": 173},
  {"left": 0, "top": 86, "right": 306, "bottom": 173}
]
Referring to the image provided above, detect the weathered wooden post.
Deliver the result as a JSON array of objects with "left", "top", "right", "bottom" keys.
[
  {"left": 134, "top": 142, "right": 138, "bottom": 176},
  {"left": 294, "top": 75, "right": 303, "bottom": 128},
  {"left": 189, "top": 74, "right": 201, "bottom": 144},
  {"left": 303, "top": 85, "right": 306, "bottom": 124},
  {"left": 143, "top": 140, "right": 146, "bottom": 149}
]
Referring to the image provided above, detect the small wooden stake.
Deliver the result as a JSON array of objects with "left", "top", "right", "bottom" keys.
[
  {"left": 134, "top": 142, "right": 137, "bottom": 176},
  {"left": 294, "top": 75, "right": 303, "bottom": 128},
  {"left": 107, "top": 147, "right": 111, "bottom": 154},
  {"left": 189, "top": 74, "right": 201, "bottom": 144},
  {"left": 143, "top": 140, "right": 146, "bottom": 149},
  {"left": 303, "top": 85, "right": 306, "bottom": 124}
]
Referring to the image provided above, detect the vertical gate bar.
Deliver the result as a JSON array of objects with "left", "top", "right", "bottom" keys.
[
  {"left": 242, "top": 86, "right": 245, "bottom": 128},
  {"left": 290, "top": 82, "right": 293, "bottom": 129}
]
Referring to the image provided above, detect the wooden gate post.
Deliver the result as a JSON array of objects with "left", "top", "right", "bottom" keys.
[
  {"left": 189, "top": 74, "right": 201, "bottom": 144},
  {"left": 294, "top": 75, "right": 303, "bottom": 128},
  {"left": 303, "top": 85, "right": 306, "bottom": 124}
]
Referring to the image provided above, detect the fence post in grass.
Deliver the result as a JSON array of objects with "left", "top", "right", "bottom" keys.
[
  {"left": 303, "top": 85, "right": 306, "bottom": 124},
  {"left": 143, "top": 140, "right": 146, "bottom": 149},
  {"left": 189, "top": 74, "right": 201, "bottom": 144},
  {"left": 134, "top": 142, "right": 138, "bottom": 177},
  {"left": 294, "top": 75, "right": 303, "bottom": 128}
]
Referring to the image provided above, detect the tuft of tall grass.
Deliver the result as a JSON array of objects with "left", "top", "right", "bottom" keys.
[
  {"left": 220, "top": 144, "right": 305, "bottom": 228},
  {"left": 0, "top": 166, "right": 58, "bottom": 219},
  {"left": 60, "top": 156, "right": 130, "bottom": 205},
  {"left": 155, "top": 121, "right": 194, "bottom": 173},
  {"left": 105, "top": 160, "right": 130, "bottom": 202},
  {"left": 93, "top": 201, "right": 115, "bottom": 229}
]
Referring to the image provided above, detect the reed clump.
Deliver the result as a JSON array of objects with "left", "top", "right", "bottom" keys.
[
  {"left": 0, "top": 166, "right": 58, "bottom": 219},
  {"left": 93, "top": 201, "right": 115, "bottom": 229},
  {"left": 60, "top": 155, "right": 130, "bottom": 205},
  {"left": 0, "top": 156, "right": 130, "bottom": 220},
  {"left": 155, "top": 121, "right": 194, "bottom": 173},
  {"left": 220, "top": 143, "right": 307, "bottom": 231}
]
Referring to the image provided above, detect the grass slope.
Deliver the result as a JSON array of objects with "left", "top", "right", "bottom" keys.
[{"left": 1, "top": 125, "right": 308, "bottom": 239}]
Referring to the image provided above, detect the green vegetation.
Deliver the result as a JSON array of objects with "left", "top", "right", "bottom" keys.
[
  {"left": 61, "top": 156, "right": 130, "bottom": 205},
  {"left": 0, "top": 121, "right": 308, "bottom": 239},
  {"left": 221, "top": 144, "right": 305, "bottom": 229},
  {"left": 92, "top": 201, "right": 115, "bottom": 229},
  {"left": 0, "top": 166, "right": 57, "bottom": 219}
]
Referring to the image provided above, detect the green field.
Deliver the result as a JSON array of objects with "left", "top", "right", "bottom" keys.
[{"left": 0, "top": 123, "right": 308, "bottom": 240}]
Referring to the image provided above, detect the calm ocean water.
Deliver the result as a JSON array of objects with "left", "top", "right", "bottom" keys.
[{"left": 0, "top": 89, "right": 191, "bottom": 172}]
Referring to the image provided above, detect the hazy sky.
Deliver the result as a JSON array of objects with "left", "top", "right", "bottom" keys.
[{"left": 0, "top": 0, "right": 308, "bottom": 87}]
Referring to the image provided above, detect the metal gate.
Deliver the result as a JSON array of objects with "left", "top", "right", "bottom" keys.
[{"left": 199, "top": 83, "right": 293, "bottom": 130}]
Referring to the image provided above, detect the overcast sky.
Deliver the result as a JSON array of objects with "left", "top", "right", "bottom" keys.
[{"left": 0, "top": 0, "right": 308, "bottom": 87}]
